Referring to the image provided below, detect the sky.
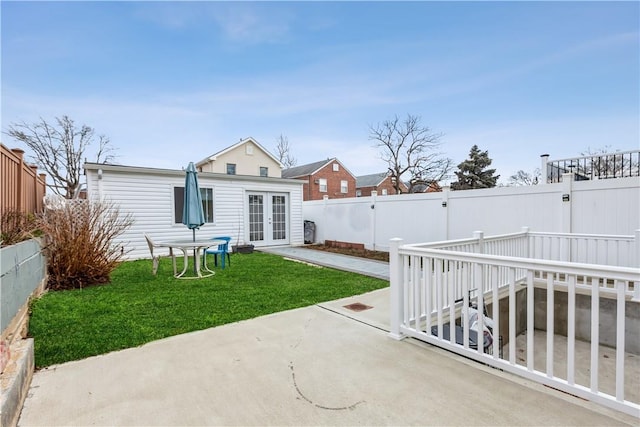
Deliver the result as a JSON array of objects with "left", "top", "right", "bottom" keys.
[{"left": 1, "top": 1, "right": 638, "bottom": 185}]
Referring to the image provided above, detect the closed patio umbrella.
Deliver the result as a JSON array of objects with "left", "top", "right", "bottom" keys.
[{"left": 183, "top": 162, "right": 205, "bottom": 273}]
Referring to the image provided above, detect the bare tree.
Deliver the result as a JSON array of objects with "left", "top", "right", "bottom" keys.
[
  {"left": 507, "top": 168, "right": 541, "bottom": 186},
  {"left": 6, "top": 115, "right": 116, "bottom": 198},
  {"left": 370, "top": 114, "right": 451, "bottom": 194},
  {"left": 274, "top": 134, "right": 297, "bottom": 169}
]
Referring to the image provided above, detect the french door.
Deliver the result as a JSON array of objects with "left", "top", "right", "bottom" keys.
[{"left": 247, "top": 192, "right": 289, "bottom": 246}]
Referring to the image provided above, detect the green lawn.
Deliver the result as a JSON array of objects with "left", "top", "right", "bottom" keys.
[{"left": 29, "top": 251, "right": 388, "bottom": 368}]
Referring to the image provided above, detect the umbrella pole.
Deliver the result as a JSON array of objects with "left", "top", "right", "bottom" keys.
[{"left": 192, "top": 229, "right": 197, "bottom": 275}]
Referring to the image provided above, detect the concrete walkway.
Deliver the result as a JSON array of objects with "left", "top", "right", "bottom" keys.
[
  {"left": 17, "top": 247, "right": 638, "bottom": 426},
  {"left": 260, "top": 246, "right": 389, "bottom": 280}
]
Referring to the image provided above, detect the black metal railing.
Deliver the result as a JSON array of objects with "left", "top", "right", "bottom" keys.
[{"left": 546, "top": 150, "right": 640, "bottom": 183}]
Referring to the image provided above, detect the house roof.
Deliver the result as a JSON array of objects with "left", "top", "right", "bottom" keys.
[
  {"left": 409, "top": 181, "right": 442, "bottom": 193},
  {"left": 355, "top": 172, "right": 389, "bottom": 188},
  {"left": 282, "top": 157, "right": 359, "bottom": 179},
  {"left": 282, "top": 159, "right": 330, "bottom": 178},
  {"left": 195, "top": 137, "right": 283, "bottom": 169}
]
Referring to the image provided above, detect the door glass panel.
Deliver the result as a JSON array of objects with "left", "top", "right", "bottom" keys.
[
  {"left": 249, "top": 195, "right": 264, "bottom": 241},
  {"left": 272, "top": 195, "right": 286, "bottom": 240}
]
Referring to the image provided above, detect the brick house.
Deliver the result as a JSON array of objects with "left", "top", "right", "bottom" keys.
[
  {"left": 355, "top": 172, "right": 408, "bottom": 197},
  {"left": 282, "top": 158, "right": 356, "bottom": 201}
]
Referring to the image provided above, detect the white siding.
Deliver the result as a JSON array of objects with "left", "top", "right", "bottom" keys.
[{"left": 85, "top": 165, "right": 303, "bottom": 260}]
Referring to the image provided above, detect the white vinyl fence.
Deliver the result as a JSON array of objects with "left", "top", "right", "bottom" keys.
[{"left": 303, "top": 175, "right": 640, "bottom": 251}]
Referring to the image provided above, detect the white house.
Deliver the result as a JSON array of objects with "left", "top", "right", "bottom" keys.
[{"left": 84, "top": 162, "right": 304, "bottom": 260}]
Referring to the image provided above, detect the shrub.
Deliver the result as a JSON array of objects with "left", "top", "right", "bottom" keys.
[
  {"left": 37, "top": 199, "right": 134, "bottom": 290},
  {"left": 0, "top": 208, "right": 37, "bottom": 246}
]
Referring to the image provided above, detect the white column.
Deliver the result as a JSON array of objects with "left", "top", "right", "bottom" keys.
[
  {"left": 371, "top": 191, "right": 377, "bottom": 250},
  {"left": 474, "top": 230, "right": 484, "bottom": 254},
  {"left": 634, "top": 230, "right": 640, "bottom": 301},
  {"left": 635, "top": 230, "right": 640, "bottom": 268},
  {"left": 561, "top": 172, "right": 573, "bottom": 234},
  {"left": 442, "top": 186, "right": 450, "bottom": 240},
  {"left": 540, "top": 154, "right": 549, "bottom": 184},
  {"left": 389, "top": 237, "right": 405, "bottom": 340},
  {"left": 320, "top": 195, "right": 329, "bottom": 243},
  {"left": 521, "top": 226, "right": 530, "bottom": 259}
]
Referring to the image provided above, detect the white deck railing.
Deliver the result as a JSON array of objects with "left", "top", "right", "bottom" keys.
[{"left": 389, "top": 229, "right": 640, "bottom": 417}]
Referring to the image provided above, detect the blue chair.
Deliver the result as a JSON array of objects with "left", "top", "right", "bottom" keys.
[{"left": 205, "top": 236, "right": 232, "bottom": 269}]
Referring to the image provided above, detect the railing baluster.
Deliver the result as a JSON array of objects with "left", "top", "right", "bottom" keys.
[
  {"left": 403, "top": 255, "right": 410, "bottom": 329},
  {"left": 436, "top": 258, "right": 443, "bottom": 340},
  {"left": 423, "top": 256, "right": 430, "bottom": 332},
  {"left": 590, "top": 277, "right": 599, "bottom": 394},
  {"left": 492, "top": 265, "right": 499, "bottom": 359},
  {"left": 546, "top": 272, "right": 554, "bottom": 378},
  {"left": 567, "top": 275, "right": 576, "bottom": 385},
  {"left": 449, "top": 260, "right": 456, "bottom": 342},
  {"left": 508, "top": 268, "right": 516, "bottom": 365},
  {"left": 413, "top": 255, "right": 421, "bottom": 332},
  {"left": 527, "top": 270, "right": 534, "bottom": 372},
  {"left": 616, "top": 280, "right": 625, "bottom": 402},
  {"left": 475, "top": 262, "right": 485, "bottom": 355},
  {"left": 463, "top": 262, "right": 470, "bottom": 350}
]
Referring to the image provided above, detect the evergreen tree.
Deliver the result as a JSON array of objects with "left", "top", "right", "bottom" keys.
[{"left": 450, "top": 145, "right": 500, "bottom": 190}]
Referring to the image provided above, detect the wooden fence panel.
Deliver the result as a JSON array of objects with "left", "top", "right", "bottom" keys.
[{"left": 1, "top": 143, "right": 46, "bottom": 214}]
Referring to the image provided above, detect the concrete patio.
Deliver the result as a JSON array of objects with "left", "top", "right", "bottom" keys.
[{"left": 16, "top": 248, "right": 639, "bottom": 426}]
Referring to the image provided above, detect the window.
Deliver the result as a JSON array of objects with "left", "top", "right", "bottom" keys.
[
  {"left": 226, "top": 163, "right": 236, "bottom": 175},
  {"left": 174, "top": 187, "right": 214, "bottom": 224},
  {"left": 340, "top": 180, "right": 348, "bottom": 193},
  {"left": 333, "top": 163, "right": 339, "bottom": 172},
  {"left": 318, "top": 178, "right": 327, "bottom": 192},
  {"left": 382, "top": 189, "right": 388, "bottom": 196},
  {"left": 356, "top": 190, "right": 362, "bottom": 197},
  {"left": 260, "top": 166, "right": 268, "bottom": 177}
]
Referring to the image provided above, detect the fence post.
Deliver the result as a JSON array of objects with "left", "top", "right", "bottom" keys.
[
  {"left": 389, "top": 237, "right": 404, "bottom": 340},
  {"left": 635, "top": 230, "right": 640, "bottom": 269},
  {"left": 321, "top": 195, "right": 329, "bottom": 243},
  {"left": 561, "top": 172, "right": 573, "bottom": 234},
  {"left": 371, "top": 191, "right": 377, "bottom": 250},
  {"left": 521, "top": 226, "right": 530, "bottom": 258},
  {"left": 442, "top": 186, "right": 450, "bottom": 240},
  {"left": 474, "top": 230, "right": 484, "bottom": 254},
  {"left": 540, "top": 154, "right": 549, "bottom": 184},
  {"left": 634, "top": 229, "right": 640, "bottom": 302},
  {"left": 12, "top": 148, "right": 25, "bottom": 212}
]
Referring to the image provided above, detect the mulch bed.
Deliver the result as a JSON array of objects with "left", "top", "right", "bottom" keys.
[{"left": 306, "top": 244, "right": 389, "bottom": 262}]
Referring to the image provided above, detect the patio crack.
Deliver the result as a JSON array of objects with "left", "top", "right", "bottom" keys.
[{"left": 288, "top": 362, "right": 365, "bottom": 411}]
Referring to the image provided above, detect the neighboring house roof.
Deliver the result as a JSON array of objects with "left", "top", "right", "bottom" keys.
[
  {"left": 195, "top": 137, "right": 283, "bottom": 169},
  {"left": 356, "top": 172, "right": 389, "bottom": 188},
  {"left": 410, "top": 181, "right": 442, "bottom": 193},
  {"left": 282, "top": 158, "right": 355, "bottom": 179}
]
